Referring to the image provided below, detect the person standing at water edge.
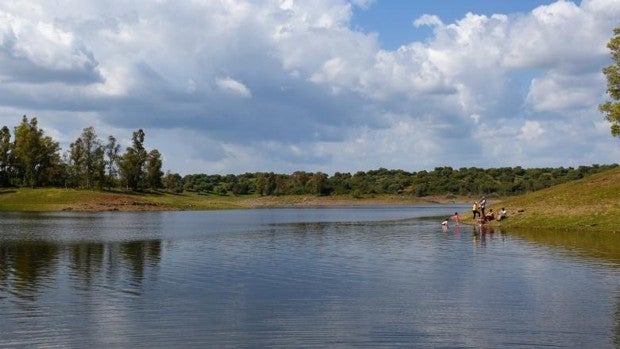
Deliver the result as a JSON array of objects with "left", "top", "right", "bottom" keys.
[
  {"left": 479, "top": 196, "right": 487, "bottom": 216},
  {"left": 472, "top": 201, "right": 480, "bottom": 219}
]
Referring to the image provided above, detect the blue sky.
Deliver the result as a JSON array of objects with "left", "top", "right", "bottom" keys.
[
  {"left": 0, "top": 0, "right": 618, "bottom": 175},
  {"left": 352, "top": 1, "right": 556, "bottom": 49}
]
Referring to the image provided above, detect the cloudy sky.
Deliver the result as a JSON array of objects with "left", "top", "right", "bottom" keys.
[{"left": 1, "top": 0, "right": 619, "bottom": 175}]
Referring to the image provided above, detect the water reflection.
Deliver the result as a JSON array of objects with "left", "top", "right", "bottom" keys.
[
  {"left": 472, "top": 225, "right": 507, "bottom": 248},
  {"left": 0, "top": 242, "right": 59, "bottom": 301},
  {"left": 0, "top": 240, "right": 161, "bottom": 300},
  {"left": 506, "top": 227, "right": 620, "bottom": 265}
]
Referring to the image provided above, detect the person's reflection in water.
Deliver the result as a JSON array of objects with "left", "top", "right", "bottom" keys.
[{"left": 473, "top": 226, "right": 486, "bottom": 248}]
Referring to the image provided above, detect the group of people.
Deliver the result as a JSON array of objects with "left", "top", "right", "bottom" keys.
[
  {"left": 441, "top": 195, "right": 508, "bottom": 228},
  {"left": 472, "top": 196, "right": 507, "bottom": 224}
]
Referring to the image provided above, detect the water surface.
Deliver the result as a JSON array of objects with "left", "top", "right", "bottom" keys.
[{"left": 1, "top": 206, "right": 618, "bottom": 348}]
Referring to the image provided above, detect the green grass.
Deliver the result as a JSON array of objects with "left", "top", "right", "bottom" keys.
[
  {"left": 0, "top": 188, "right": 97, "bottom": 211},
  {"left": 461, "top": 167, "right": 620, "bottom": 232},
  {"left": 0, "top": 188, "right": 255, "bottom": 211}
]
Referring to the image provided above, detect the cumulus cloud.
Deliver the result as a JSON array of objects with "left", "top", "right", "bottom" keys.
[
  {"left": 526, "top": 72, "right": 604, "bottom": 112},
  {"left": 0, "top": 10, "right": 102, "bottom": 85},
  {"left": 0, "top": 0, "right": 618, "bottom": 174},
  {"left": 216, "top": 77, "right": 252, "bottom": 98},
  {"left": 413, "top": 14, "right": 444, "bottom": 28}
]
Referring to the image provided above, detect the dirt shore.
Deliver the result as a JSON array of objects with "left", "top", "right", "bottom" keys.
[{"left": 241, "top": 195, "right": 473, "bottom": 208}]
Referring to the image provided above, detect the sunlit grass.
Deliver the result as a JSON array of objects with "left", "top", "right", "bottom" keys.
[{"left": 461, "top": 167, "right": 620, "bottom": 232}]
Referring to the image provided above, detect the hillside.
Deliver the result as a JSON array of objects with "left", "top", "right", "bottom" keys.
[{"left": 472, "top": 167, "right": 620, "bottom": 232}]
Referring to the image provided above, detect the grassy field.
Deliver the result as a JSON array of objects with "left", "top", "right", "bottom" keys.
[
  {"left": 0, "top": 188, "right": 261, "bottom": 212},
  {"left": 0, "top": 167, "right": 617, "bottom": 232},
  {"left": 461, "top": 167, "right": 620, "bottom": 232}
]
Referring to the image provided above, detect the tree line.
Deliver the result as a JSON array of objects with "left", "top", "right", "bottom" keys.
[
  {"left": 1, "top": 115, "right": 617, "bottom": 197},
  {"left": 176, "top": 165, "right": 617, "bottom": 198},
  {"left": 0, "top": 116, "right": 162, "bottom": 191}
]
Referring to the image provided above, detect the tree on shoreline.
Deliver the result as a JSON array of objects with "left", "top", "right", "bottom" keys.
[
  {"left": 146, "top": 149, "right": 164, "bottom": 189},
  {"left": 119, "top": 129, "right": 147, "bottom": 191},
  {"left": 105, "top": 135, "right": 121, "bottom": 189},
  {"left": 68, "top": 127, "right": 106, "bottom": 189},
  {"left": 600, "top": 26, "right": 620, "bottom": 137},
  {"left": 12, "top": 116, "right": 61, "bottom": 187},
  {"left": 0, "top": 126, "right": 11, "bottom": 186}
]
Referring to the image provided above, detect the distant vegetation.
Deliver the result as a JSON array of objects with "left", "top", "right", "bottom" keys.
[
  {"left": 0, "top": 116, "right": 617, "bottom": 199},
  {"left": 178, "top": 165, "right": 618, "bottom": 198}
]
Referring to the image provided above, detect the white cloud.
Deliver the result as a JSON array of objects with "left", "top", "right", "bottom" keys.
[
  {"left": 216, "top": 77, "right": 252, "bottom": 98},
  {"left": 413, "top": 14, "right": 444, "bottom": 28},
  {"left": 0, "top": 0, "right": 618, "bottom": 175},
  {"left": 526, "top": 72, "right": 603, "bottom": 112},
  {"left": 519, "top": 120, "right": 545, "bottom": 141}
]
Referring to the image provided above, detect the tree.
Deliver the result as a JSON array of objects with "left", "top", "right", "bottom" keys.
[
  {"left": 68, "top": 138, "right": 85, "bottom": 188},
  {"left": 0, "top": 126, "right": 12, "bottom": 186},
  {"left": 310, "top": 172, "right": 331, "bottom": 196},
  {"left": 600, "top": 26, "right": 620, "bottom": 137},
  {"left": 118, "top": 129, "right": 148, "bottom": 191},
  {"left": 164, "top": 171, "right": 183, "bottom": 193},
  {"left": 68, "top": 127, "right": 104, "bottom": 189},
  {"left": 105, "top": 135, "right": 121, "bottom": 189},
  {"left": 12, "top": 116, "right": 61, "bottom": 187},
  {"left": 145, "top": 149, "right": 163, "bottom": 189},
  {"left": 80, "top": 127, "right": 103, "bottom": 189}
]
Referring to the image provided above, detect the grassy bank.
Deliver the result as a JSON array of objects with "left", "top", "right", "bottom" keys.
[
  {"left": 461, "top": 167, "right": 620, "bottom": 232},
  {"left": 0, "top": 188, "right": 469, "bottom": 212},
  {"left": 0, "top": 188, "right": 248, "bottom": 211}
]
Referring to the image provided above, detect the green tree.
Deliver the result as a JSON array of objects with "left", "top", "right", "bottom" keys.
[
  {"left": 69, "top": 127, "right": 104, "bottom": 189},
  {"left": 309, "top": 172, "right": 331, "bottom": 196},
  {"left": 118, "top": 129, "right": 149, "bottom": 191},
  {"left": 12, "top": 116, "right": 61, "bottom": 187},
  {"left": 68, "top": 138, "right": 85, "bottom": 188},
  {"left": 0, "top": 126, "right": 12, "bottom": 186},
  {"left": 600, "top": 26, "right": 620, "bottom": 137},
  {"left": 145, "top": 149, "right": 163, "bottom": 189},
  {"left": 164, "top": 171, "right": 184, "bottom": 193},
  {"left": 105, "top": 135, "right": 121, "bottom": 189}
]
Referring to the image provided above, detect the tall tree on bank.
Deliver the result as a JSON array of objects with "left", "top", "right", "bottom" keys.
[
  {"left": 12, "top": 116, "right": 61, "bottom": 187},
  {"left": 105, "top": 135, "right": 121, "bottom": 189},
  {"left": 0, "top": 126, "right": 12, "bottom": 186},
  {"left": 600, "top": 26, "right": 620, "bottom": 137},
  {"left": 145, "top": 149, "right": 164, "bottom": 189},
  {"left": 80, "top": 127, "right": 103, "bottom": 189},
  {"left": 119, "top": 129, "right": 148, "bottom": 191},
  {"left": 69, "top": 127, "right": 105, "bottom": 189},
  {"left": 68, "top": 137, "right": 85, "bottom": 187}
]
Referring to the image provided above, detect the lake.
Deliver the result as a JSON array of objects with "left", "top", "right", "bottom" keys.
[{"left": 1, "top": 205, "right": 618, "bottom": 348}]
